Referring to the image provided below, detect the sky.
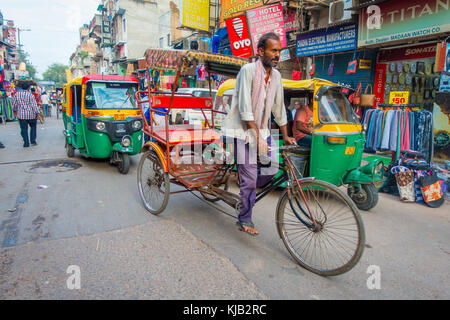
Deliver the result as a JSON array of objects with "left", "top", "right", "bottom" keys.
[{"left": 1, "top": 0, "right": 100, "bottom": 78}]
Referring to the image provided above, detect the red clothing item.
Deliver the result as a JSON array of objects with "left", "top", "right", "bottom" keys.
[
  {"left": 32, "top": 92, "right": 42, "bottom": 106},
  {"left": 293, "top": 106, "right": 313, "bottom": 141}
]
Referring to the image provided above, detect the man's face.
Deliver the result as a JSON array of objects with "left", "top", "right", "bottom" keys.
[
  {"left": 258, "top": 38, "right": 282, "bottom": 69},
  {"left": 295, "top": 102, "right": 301, "bottom": 109}
]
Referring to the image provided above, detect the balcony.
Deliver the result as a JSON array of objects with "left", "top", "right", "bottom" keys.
[{"left": 89, "top": 14, "right": 102, "bottom": 36}]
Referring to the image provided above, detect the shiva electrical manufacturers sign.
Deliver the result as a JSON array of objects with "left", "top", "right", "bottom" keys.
[
  {"left": 358, "top": 0, "right": 450, "bottom": 47},
  {"left": 295, "top": 23, "right": 357, "bottom": 57},
  {"left": 180, "top": 0, "right": 210, "bottom": 32}
]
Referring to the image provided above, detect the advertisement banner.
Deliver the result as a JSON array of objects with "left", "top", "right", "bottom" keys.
[
  {"left": 285, "top": 8, "right": 302, "bottom": 46},
  {"left": 220, "top": 0, "right": 276, "bottom": 24},
  {"left": 247, "top": 3, "right": 287, "bottom": 54},
  {"left": 225, "top": 15, "right": 253, "bottom": 58},
  {"left": 373, "top": 63, "right": 387, "bottom": 108},
  {"left": 180, "top": 0, "right": 210, "bottom": 32},
  {"left": 358, "top": 0, "right": 450, "bottom": 47},
  {"left": 439, "top": 44, "right": 450, "bottom": 92},
  {"left": 7, "top": 22, "right": 17, "bottom": 47},
  {"left": 296, "top": 23, "right": 357, "bottom": 57}
]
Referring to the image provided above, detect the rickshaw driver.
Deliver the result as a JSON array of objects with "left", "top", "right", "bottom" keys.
[{"left": 221, "top": 32, "right": 296, "bottom": 236}]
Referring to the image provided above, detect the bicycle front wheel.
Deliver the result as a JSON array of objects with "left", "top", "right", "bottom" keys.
[
  {"left": 137, "top": 151, "right": 170, "bottom": 215},
  {"left": 276, "top": 179, "right": 365, "bottom": 276}
]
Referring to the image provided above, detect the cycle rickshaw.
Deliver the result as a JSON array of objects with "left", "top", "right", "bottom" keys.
[{"left": 134, "top": 49, "right": 365, "bottom": 276}]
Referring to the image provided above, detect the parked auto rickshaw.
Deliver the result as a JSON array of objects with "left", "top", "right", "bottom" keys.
[
  {"left": 61, "top": 84, "right": 69, "bottom": 130},
  {"left": 215, "top": 78, "right": 385, "bottom": 211},
  {"left": 64, "top": 75, "right": 143, "bottom": 174}
]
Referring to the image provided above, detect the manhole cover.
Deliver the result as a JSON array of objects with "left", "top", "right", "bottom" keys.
[{"left": 26, "top": 160, "right": 82, "bottom": 174}]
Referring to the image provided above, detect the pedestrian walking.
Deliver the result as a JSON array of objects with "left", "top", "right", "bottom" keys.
[
  {"left": 41, "top": 91, "right": 50, "bottom": 117},
  {"left": 11, "top": 82, "right": 41, "bottom": 147}
]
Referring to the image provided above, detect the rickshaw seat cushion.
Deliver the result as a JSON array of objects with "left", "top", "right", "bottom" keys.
[
  {"left": 151, "top": 95, "right": 213, "bottom": 109},
  {"left": 153, "top": 125, "right": 221, "bottom": 146}
]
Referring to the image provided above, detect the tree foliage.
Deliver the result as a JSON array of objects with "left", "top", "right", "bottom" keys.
[
  {"left": 42, "top": 63, "right": 68, "bottom": 87},
  {"left": 17, "top": 48, "right": 37, "bottom": 80}
]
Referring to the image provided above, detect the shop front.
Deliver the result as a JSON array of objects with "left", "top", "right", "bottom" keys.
[
  {"left": 373, "top": 42, "right": 441, "bottom": 111},
  {"left": 356, "top": 0, "right": 450, "bottom": 205}
]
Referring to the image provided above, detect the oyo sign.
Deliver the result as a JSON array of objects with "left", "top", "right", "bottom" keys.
[
  {"left": 233, "top": 38, "right": 251, "bottom": 50},
  {"left": 226, "top": 15, "right": 253, "bottom": 58}
]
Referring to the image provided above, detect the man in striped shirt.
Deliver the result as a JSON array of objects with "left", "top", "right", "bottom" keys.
[{"left": 12, "top": 82, "right": 41, "bottom": 147}]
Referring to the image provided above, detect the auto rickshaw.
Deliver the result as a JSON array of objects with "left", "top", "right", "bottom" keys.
[
  {"left": 64, "top": 75, "right": 143, "bottom": 174},
  {"left": 61, "top": 84, "right": 69, "bottom": 130},
  {"left": 215, "top": 78, "right": 385, "bottom": 211}
]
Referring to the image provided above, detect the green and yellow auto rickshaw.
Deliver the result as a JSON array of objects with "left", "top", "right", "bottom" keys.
[
  {"left": 61, "top": 83, "right": 69, "bottom": 131},
  {"left": 64, "top": 75, "right": 143, "bottom": 174},
  {"left": 215, "top": 78, "right": 384, "bottom": 211}
]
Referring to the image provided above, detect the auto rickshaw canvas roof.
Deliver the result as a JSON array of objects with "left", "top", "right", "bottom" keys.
[
  {"left": 217, "top": 78, "right": 338, "bottom": 96},
  {"left": 143, "top": 49, "right": 248, "bottom": 78}
]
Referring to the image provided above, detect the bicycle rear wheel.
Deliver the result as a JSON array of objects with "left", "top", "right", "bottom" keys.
[{"left": 276, "top": 179, "right": 365, "bottom": 276}]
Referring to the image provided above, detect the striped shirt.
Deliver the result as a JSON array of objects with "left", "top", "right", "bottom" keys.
[{"left": 11, "top": 89, "right": 40, "bottom": 120}]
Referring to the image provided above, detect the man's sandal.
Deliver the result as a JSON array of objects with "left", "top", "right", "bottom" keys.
[{"left": 236, "top": 221, "right": 259, "bottom": 236}]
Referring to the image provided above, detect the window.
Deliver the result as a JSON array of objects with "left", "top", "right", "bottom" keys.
[
  {"left": 167, "top": 34, "right": 170, "bottom": 47},
  {"left": 318, "top": 89, "right": 359, "bottom": 124},
  {"left": 159, "top": 37, "right": 164, "bottom": 49},
  {"left": 85, "top": 81, "right": 138, "bottom": 109}
]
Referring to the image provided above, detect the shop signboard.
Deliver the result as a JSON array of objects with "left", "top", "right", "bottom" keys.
[
  {"left": 280, "top": 48, "right": 290, "bottom": 62},
  {"left": 220, "top": 0, "right": 278, "bottom": 25},
  {"left": 7, "top": 21, "right": 16, "bottom": 47},
  {"left": 247, "top": 3, "right": 287, "bottom": 55},
  {"left": 378, "top": 43, "right": 438, "bottom": 62},
  {"left": 296, "top": 23, "right": 357, "bottom": 57},
  {"left": 180, "top": 0, "right": 210, "bottom": 32},
  {"left": 358, "top": 0, "right": 450, "bottom": 47},
  {"left": 225, "top": 14, "right": 253, "bottom": 58},
  {"left": 359, "top": 59, "right": 372, "bottom": 69}
]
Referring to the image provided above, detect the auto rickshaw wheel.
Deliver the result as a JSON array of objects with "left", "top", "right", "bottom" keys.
[
  {"left": 66, "top": 143, "right": 75, "bottom": 158},
  {"left": 117, "top": 153, "right": 130, "bottom": 174},
  {"left": 137, "top": 151, "right": 170, "bottom": 215},
  {"left": 348, "top": 183, "right": 378, "bottom": 211}
]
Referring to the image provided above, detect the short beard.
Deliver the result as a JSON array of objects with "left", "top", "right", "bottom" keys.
[{"left": 260, "top": 55, "right": 273, "bottom": 68}]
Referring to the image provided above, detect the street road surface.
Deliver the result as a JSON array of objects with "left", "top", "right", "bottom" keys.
[{"left": 0, "top": 117, "right": 449, "bottom": 299}]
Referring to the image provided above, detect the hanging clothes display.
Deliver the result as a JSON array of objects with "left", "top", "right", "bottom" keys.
[
  {"left": 362, "top": 106, "right": 433, "bottom": 162},
  {"left": 0, "top": 95, "right": 15, "bottom": 121}
]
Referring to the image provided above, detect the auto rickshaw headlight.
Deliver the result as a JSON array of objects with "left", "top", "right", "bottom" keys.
[
  {"left": 122, "top": 136, "right": 131, "bottom": 147},
  {"left": 132, "top": 120, "right": 142, "bottom": 130},
  {"left": 96, "top": 121, "right": 106, "bottom": 131}
]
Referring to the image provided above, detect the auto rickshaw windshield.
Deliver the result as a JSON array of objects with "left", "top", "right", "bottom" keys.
[
  {"left": 85, "top": 81, "right": 139, "bottom": 109},
  {"left": 318, "top": 88, "right": 360, "bottom": 124}
]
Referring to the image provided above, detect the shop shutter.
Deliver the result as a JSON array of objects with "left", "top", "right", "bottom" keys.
[{"left": 313, "top": 51, "right": 377, "bottom": 92}]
